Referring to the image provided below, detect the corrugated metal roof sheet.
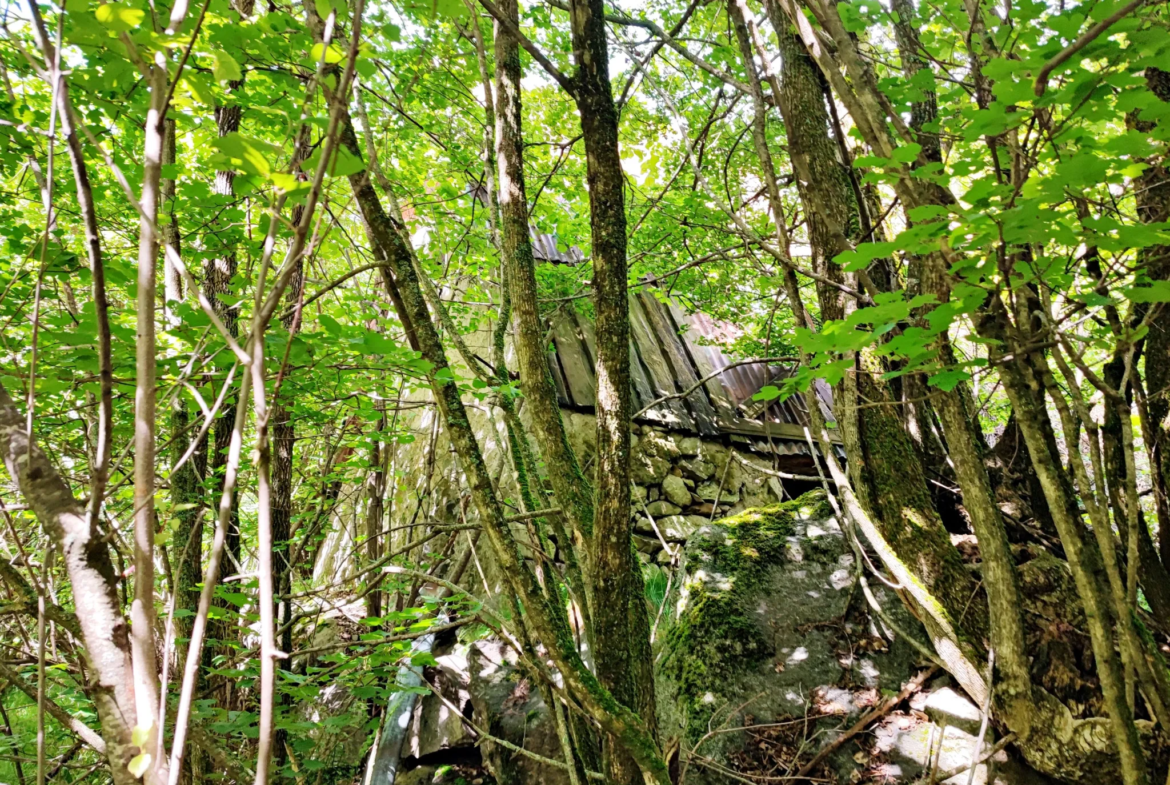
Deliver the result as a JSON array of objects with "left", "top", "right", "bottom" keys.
[{"left": 530, "top": 229, "right": 586, "bottom": 265}]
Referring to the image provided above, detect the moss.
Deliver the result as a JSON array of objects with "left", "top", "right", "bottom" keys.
[{"left": 661, "top": 491, "right": 824, "bottom": 739}]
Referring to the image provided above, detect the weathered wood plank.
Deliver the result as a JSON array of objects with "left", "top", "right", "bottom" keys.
[
  {"left": 551, "top": 314, "right": 596, "bottom": 408},
  {"left": 547, "top": 348, "right": 571, "bottom": 407},
  {"left": 574, "top": 308, "right": 669, "bottom": 423},
  {"left": 666, "top": 301, "right": 739, "bottom": 422},
  {"left": 627, "top": 292, "right": 695, "bottom": 431},
  {"left": 719, "top": 416, "right": 842, "bottom": 443},
  {"left": 638, "top": 291, "right": 720, "bottom": 436}
]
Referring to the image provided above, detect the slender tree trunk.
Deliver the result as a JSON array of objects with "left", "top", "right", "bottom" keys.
[
  {"left": 205, "top": 95, "right": 244, "bottom": 696},
  {"left": 269, "top": 127, "right": 311, "bottom": 773},
  {"left": 131, "top": 53, "right": 167, "bottom": 785},
  {"left": 565, "top": 2, "right": 659, "bottom": 779},
  {"left": 163, "top": 125, "right": 209, "bottom": 709},
  {"left": 770, "top": 23, "right": 989, "bottom": 650},
  {"left": 493, "top": 0, "right": 595, "bottom": 555},
  {"left": 0, "top": 386, "right": 138, "bottom": 785}
]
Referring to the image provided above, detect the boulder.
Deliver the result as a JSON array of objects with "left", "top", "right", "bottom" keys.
[
  {"left": 655, "top": 491, "right": 924, "bottom": 784},
  {"left": 467, "top": 640, "right": 568, "bottom": 785},
  {"left": 924, "top": 687, "right": 984, "bottom": 736}
]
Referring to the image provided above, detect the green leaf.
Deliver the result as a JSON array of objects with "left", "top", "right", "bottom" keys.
[
  {"left": 304, "top": 145, "right": 366, "bottom": 177},
  {"left": 95, "top": 2, "right": 144, "bottom": 31},
  {"left": 891, "top": 143, "right": 922, "bottom": 164},
  {"left": 131, "top": 723, "right": 152, "bottom": 748},
  {"left": 928, "top": 369, "right": 971, "bottom": 391},
  {"left": 906, "top": 204, "right": 950, "bottom": 222},
  {"left": 183, "top": 73, "right": 216, "bottom": 107},
  {"left": 411, "top": 651, "right": 439, "bottom": 667},
  {"left": 310, "top": 42, "right": 347, "bottom": 65},
  {"left": 751, "top": 385, "right": 781, "bottom": 402},
  {"left": 212, "top": 51, "right": 242, "bottom": 83},
  {"left": 1124, "top": 281, "right": 1170, "bottom": 303},
  {"left": 210, "top": 133, "right": 280, "bottom": 178},
  {"left": 128, "top": 753, "right": 151, "bottom": 779}
]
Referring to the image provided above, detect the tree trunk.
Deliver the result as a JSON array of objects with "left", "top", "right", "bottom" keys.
[
  {"left": 0, "top": 385, "right": 138, "bottom": 785},
  {"left": 205, "top": 97, "right": 244, "bottom": 697},
  {"left": 978, "top": 300, "right": 1149, "bottom": 785},
  {"left": 164, "top": 117, "right": 208, "bottom": 673},
  {"left": 770, "top": 23, "right": 989, "bottom": 650},
  {"left": 1132, "top": 69, "right": 1170, "bottom": 566},
  {"left": 565, "top": 1, "right": 659, "bottom": 779}
]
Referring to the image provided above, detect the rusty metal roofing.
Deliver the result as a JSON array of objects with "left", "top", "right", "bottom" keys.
[{"left": 546, "top": 287, "right": 840, "bottom": 457}]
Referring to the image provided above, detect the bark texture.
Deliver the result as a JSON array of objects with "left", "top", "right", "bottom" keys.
[
  {"left": 0, "top": 385, "right": 137, "bottom": 785},
  {"left": 566, "top": 1, "right": 659, "bottom": 779}
]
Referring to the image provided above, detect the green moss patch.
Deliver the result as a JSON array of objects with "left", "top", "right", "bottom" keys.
[{"left": 661, "top": 491, "right": 825, "bottom": 739}]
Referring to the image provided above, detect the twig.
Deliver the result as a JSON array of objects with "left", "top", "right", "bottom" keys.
[
  {"left": 731, "top": 452, "right": 820, "bottom": 482},
  {"left": 1034, "top": 0, "right": 1146, "bottom": 95},
  {"left": 795, "top": 666, "right": 938, "bottom": 777}
]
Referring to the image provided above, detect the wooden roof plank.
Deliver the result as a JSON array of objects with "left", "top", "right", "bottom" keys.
[
  {"left": 551, "top": 315, "right": 596, "bottom": 408},
  {"left": 638, "top": 291, "right": 720, "bottom": 436},
  {"left": 547, "top": 348, "right": 571, "bottom": 407},
  {"left": 575, "top": 307, "right": 671, "bottom": 424},
  {"left": 666, "top": 302, "right": 738, "bottom": 419},
  {"left": 627, "top": 292, "right": 695, "bottom": 431}
]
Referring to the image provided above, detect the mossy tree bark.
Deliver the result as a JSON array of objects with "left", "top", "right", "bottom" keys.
[
  {"left": 493, "top": 0, "right": 595, "bottom": 621},
  {"left": 883, "top": 0, "right": 1035, "bottom": 737},
  {"left": 565, "top": 0, "right": 659, "bottom": 780},
  {"left": 1132, "top": 69, "right": 1170, "bottom": 566},
  {"left": 769, "top": 19, "right": 989, "bottom": 654},
  {"left": 775, "top": 0, "right": 1154, "bottom": 772},
  {"left": 297, "top": 6, "right": 667, "bottom": 779}
]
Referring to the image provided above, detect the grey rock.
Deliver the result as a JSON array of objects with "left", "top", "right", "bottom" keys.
[
  {"left": 645, "top": 500, "right": 681, "bottom": 517},
  {"left": 468, "top": 640, "right": 568, "bottom": 785},
  {"left": 656, "top": 492, "right": 924, "bottom": 785},
  {"left": 661, "top": 474, "right": 692, "bottom": 507},
  {"left": 679, "top": 458, "right": 715, "bottom": 481},
  {"left": 696, "top": 480, "right": 738, "bottom": 504},
  {"left": 632, "top": 451, "right": 672, "bottom": 485},
  {"left": 924, "top": 687, "right": 985, "bottom": 736},
  {"left": 634, "top": 532, "right": 663, "bottom": 553},
  {"left": 678, "top": 436, "right": 701, "bottom": 456},
  {"left": 656, "top": 515, "right": 701, "bottom": 542}
]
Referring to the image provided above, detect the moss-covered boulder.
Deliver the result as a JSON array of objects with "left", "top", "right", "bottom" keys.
[{"left": 655, "top": 490, "right": 923, "bottom": 782}]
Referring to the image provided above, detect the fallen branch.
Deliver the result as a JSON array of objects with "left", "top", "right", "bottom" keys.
[{"left": 795, "top": 666, "right": 939, "bottom": 777}]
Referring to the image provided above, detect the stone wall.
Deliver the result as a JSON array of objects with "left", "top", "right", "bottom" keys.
[{"left": 561, "top": 411, "right": 817, "bottom": 566}]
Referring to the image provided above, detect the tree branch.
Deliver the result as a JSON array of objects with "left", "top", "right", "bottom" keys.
[
  {"left": 1034, "top": 0, "right": 1146, "bottom": 96},
  {"left": 475, "top": 0, "right": 578, "bottom": 96}
]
